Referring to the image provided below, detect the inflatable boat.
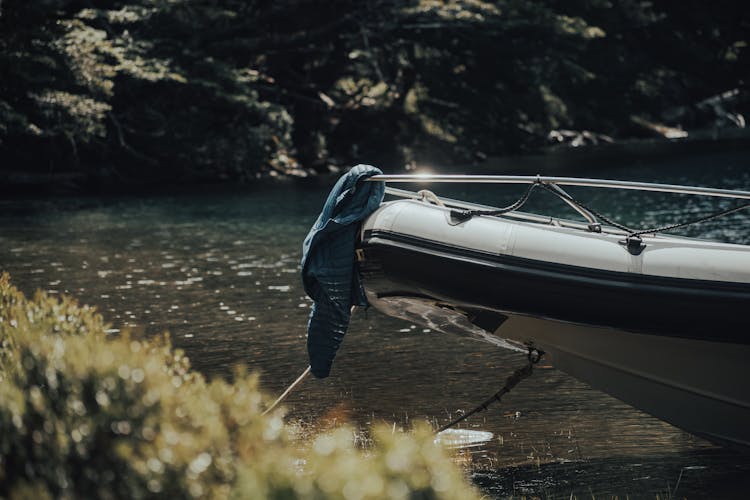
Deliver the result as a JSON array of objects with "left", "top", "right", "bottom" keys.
[{"left": 356, "top": 175, "right": 750, "bottom": 450}]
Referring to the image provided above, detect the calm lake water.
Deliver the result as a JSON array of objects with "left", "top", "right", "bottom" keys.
[{"left": 2, "top": 149, "right": 750, "bottom": 498}]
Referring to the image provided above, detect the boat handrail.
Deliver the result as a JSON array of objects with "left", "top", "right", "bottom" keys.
[
  {"left": 366, "top": 174, "right": 750, "bottom": 200},
  {"left": 383, "top": 186, "right": 627, "bottom": 234}
]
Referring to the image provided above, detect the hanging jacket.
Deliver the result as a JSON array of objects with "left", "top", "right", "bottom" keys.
[{"left": 301, "top": 165, "right": 385, "bottom": 378}]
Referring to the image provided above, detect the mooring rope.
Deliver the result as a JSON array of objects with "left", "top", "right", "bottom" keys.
[
  {"left": 262, "top": 365, "right": 311, "bottom": 416},
  {"left": 437, "top": 347, "right": 544, "bottom": 433},
  {"left": 263, "top": 306, "right": 359, "bottom": 415}
]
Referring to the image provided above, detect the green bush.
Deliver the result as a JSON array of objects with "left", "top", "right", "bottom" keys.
[{"left": 0, "top": 273, "right": 479, "bottom": 499}]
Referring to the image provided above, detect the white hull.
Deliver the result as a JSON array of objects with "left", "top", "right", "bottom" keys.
[{"left": 497, "top": 314, "right": 750, "bottom": 450}]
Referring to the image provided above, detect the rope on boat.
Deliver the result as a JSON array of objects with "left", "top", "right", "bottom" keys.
[
  {"left": 450, "top": 180, "right": 637, "bottom": 231},
  {"left": 535, "top": 182, "right": 635, "bottom": 233},
  {"left": 436, "top": 347, "right": 544, "bottom": 433},
  {"left": 450, "top": 179, "right": 750, "bottom": 241},
  {"left": 449, "top": 182, "right": 538, "bottom": 224},
  {"left": 626, "top": 201, "right": 750, "bottom": 237}
]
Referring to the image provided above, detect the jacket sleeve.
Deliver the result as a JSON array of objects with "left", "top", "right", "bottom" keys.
[{"left": 300, "top": 165, "right": 384, "bottom": 378}]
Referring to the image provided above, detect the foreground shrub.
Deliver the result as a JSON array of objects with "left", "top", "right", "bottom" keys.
[{"left": 0, "top": 273, "right": 479, "bottom": 499}]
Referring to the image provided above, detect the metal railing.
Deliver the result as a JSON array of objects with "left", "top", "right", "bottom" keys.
[{"left": 366, "top": 174, "right": 750, "bottom": 200}]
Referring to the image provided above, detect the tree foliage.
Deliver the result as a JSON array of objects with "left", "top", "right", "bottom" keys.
[{"left": 0, "top": 1, "right": 747, "bottom": 190}]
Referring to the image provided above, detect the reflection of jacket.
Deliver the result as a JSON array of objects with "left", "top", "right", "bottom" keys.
[{"left": 301, "top": 165, "right": 384, "bottom": 378}]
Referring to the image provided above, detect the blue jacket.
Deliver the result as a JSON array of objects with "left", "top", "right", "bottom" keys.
[{"left": 301, "top": 165, "right": 385, "bottom": 378}]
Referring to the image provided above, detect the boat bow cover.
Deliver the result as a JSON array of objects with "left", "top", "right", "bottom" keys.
[{"left": 301, "top": 165, "right": 384, "bottom": 377}]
